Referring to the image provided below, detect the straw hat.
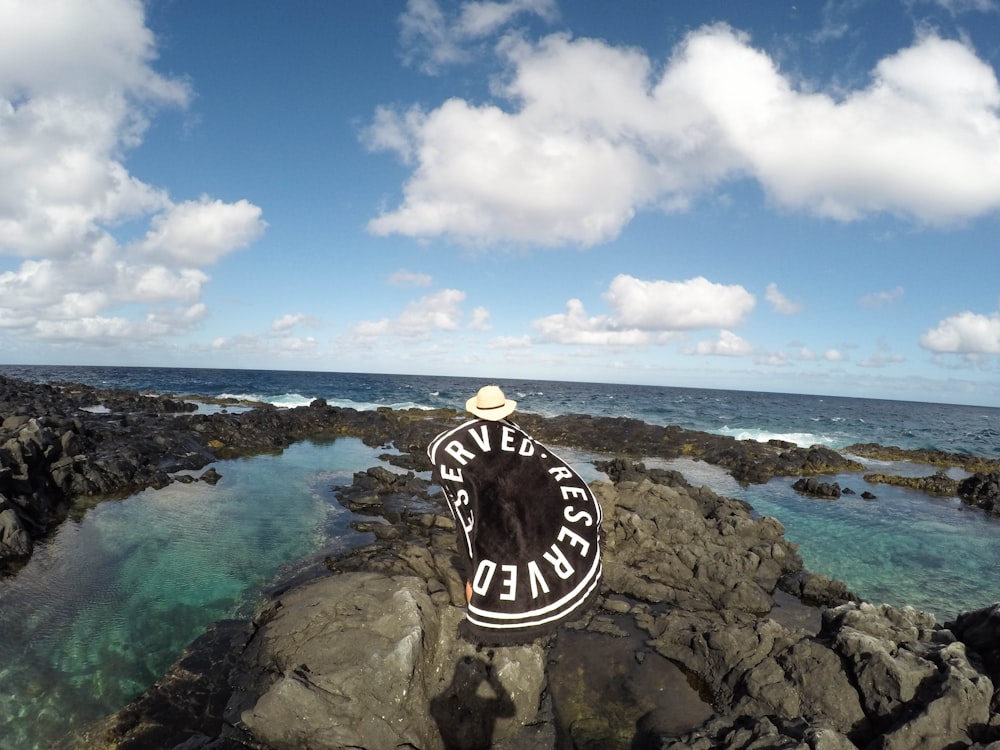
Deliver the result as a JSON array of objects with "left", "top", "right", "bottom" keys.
[{"left": 465, "top": 384, "right": 517, "bottom": 421}]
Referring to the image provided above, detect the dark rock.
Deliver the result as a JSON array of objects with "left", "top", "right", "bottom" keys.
[
  {"left": 0, "top": 492, "right": 32, "bottom": 565},
  {"left": 66, "top": 458, "right": 1000, "bottom": 750},
  {"left": 792, "top": 477, "right": 842, "bottom": 499},
  {"left": 846, "top": 442, "right": 1000, "bottom": 475},
  {"left": 864, "top": 470, "right": 960, "bottom": 497},
  {"left": 958, "top": 472, "right": 1000, "bottom": 517},
  {"left": 199, "top": 468, "right": 222, "bottom": 485},
  {"left": 7, "top": 374, "right": 1000, "bottom": 748}
]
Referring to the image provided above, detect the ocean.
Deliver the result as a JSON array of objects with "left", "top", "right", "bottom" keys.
[{"left": 1, "top": 364, "right": 1000, "bottom": 749}]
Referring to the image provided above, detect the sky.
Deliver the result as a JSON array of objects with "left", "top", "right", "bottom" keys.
[{"left": 3, "top": 0, "right": 1000, "bottom": 406}]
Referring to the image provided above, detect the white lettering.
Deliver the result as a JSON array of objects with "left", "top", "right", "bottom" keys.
[
  {"left": 440, "top": 464, "right": 463, "bottom": 482},
  {"left": 561, "top": 485, "right": 589, "bottom": 502},
  {"left": 527, "top": 560, "right": 550, "bottom": 599},
  {"left": 557, "top": 525, "right": 591, "bottom": 557},
  {"left": 500, "top": 426, "right": 517, "bottom": 452},
  {"left": 472, "top": 560, "right": 497, "bottom": 595},
  {"left": 564, "top": 505, "right": 594, "bottom": 527},
  {"left": 444, "top": 440, "right": 475, "bottom": 466},
  {"left": 467, "top": 424, "right": 491, "bottom": 452},
  {"left": 543, "top": 544, "right": 575, "bottom": 579},
  {"left": 500, "top": 564, "right": 517, "bottom": 601},
  {"left": 518, "top": 438, "right": 535, "bottom": 456},
  {"left": 548, "top": 466, "right": 573, "bottom": 481}
]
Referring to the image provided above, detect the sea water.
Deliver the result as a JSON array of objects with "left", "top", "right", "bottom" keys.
[
  {"left": 2, "top": 365, "right": 1000, "bottom": 749},
  {"left": 0, "top": 436, "right": 389, "bottom": 750}
]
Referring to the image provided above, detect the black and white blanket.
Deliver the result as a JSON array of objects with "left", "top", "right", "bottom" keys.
[{"left": 427, "top": 418, "right": 603, "bottom": 643}]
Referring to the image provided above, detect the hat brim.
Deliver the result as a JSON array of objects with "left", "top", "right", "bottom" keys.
[{"left": 465, "top": 396, "right": 517, "bottom": 421}]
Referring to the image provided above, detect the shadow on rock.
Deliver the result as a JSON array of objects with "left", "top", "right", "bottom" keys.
[{"left": 431, "top": 654, "right": 516, "bottom": 750}]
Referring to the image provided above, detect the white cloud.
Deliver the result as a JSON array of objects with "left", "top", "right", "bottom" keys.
[
  {"left": 469, "top": 306, "right": 492, "bottom": 330},
  {"left": 276, "top": 336, "right": 318, "bottom": 352},
  {"left": 920, "top": 310, "right": 1000, "bottom": 353},
  {"left": 271, "top": 313, "right": 309, "bottom": 333},
  {"left": 533, "top": 298, "right": 651, "bottom": 345},
  {"left": 605, "top": 275, "right": 756, "bottom": 329},
  {"left": 691, "top": 330, "right": 753, "bottom": 356},
  {"left": 399, "top": 0, "right": 557, "bottom": 74},
  {"left": 926, "top": 0, "right": 998, "bottom": 14},
  {"left": 133, "top": 197, "right": 266, "bottom": 266},
  {"left": 369, "top": 24, "right": 1000, "bottom": 246},
  {"left": 354, "top": 288, "right": 469, "bottom": 340},
  {"left": 533, "top": 275, "right": 753, "bottom": 346},
  {"left": 0, "top": 0, "right": 265, "bottom": 346},
  {"left": 765, "top": 283, "right": 802, "bottom": 314}
]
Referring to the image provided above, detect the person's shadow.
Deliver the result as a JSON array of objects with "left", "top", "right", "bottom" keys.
[{"left": 430, "top": 655, "right": 516, "bottom": 750}]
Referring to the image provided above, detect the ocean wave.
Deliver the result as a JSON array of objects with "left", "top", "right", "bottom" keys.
[
  {"left": 214, "top": 392, "right": 437, "bottom": 412},
  {"left": 718, "top": 427, "right": 836, "bottom": 448}
]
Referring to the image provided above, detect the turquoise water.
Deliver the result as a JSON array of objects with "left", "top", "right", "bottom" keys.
[
  {"left": 0, "top": 438, "right": 389, "bottom": 750},
  {"left": 663, "top": 457, "right": 1000, "bottom": 621}
]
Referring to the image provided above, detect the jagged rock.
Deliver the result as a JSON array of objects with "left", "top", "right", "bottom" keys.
[
  {"left": 8, "top": 375, "right": 1000, "bottom": 749},
  {"left": 958, "top": 472, "right": 1000, "bottom": 517},
  {"left": 864, "top": 470, "right": 960, "bottom": 497},
  {"left": 64, "top": 459, "right": 1000, "bottom": 750},
  {"left": 792, "top": 477, "right": 842, "bottom": 499},
  {"left": 0, "top": 493, "right": 32, "bottom": 563},
  {"left": 226, "top": 572, "right": 550, "bottom": 750}
]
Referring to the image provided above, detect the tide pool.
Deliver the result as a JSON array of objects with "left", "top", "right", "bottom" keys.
[
  {"left": 0, "top": 438, "right": 391, "bottom": 750},
  {"left": 662, "top": 457, "right": 1000, "bottom": 621}
]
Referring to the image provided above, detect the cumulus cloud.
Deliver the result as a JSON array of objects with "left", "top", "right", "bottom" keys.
[
  {"left": 368, "top": 23, "right": 1000, "bottom": 246},
  {"left": 354, "top": 288, "right": 469, "bottom": 340},
  {"left": 920, "top": 310, "right": 1000, "bottom": 353},
  {"left": 605, "top": 275, "right": 756, "bottom": 329},
  {"left": 533, "top": 274, "right": 755, "bottom": 345},
  {"left": 132, "top": 197, "right": 266, "bottom": 266},
  {"left": 533, "top": 299, "right": 653, "bottom": 346},
  {"left": 0, "top": 0, "right": 265, "bottom": 346},
  {"left": 690, "top": 330, "right": 753, "bottom": 356},
  {"left": 765, "top": 283, "right": 802, "bottom": 314}
]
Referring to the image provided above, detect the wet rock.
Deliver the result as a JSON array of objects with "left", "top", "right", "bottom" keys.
[
  {"left": 792, "top": 477, "right": 842, "bottom": 499},
  {"left": 958, "top": 472, "right": 1000, "bottom": 517},
  {"left": 864, "top": 470, "right": 960, "bottom": 497},
  {"left": 846, "top": 442, "right": 1000, "bottom": 475},
  {"left": 0, "top": 493, "right": 32, "bottom": 564}
]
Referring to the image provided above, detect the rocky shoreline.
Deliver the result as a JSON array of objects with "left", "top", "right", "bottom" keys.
[{"left": 3, "top": 375, "right": 1000, "bottom": 748}]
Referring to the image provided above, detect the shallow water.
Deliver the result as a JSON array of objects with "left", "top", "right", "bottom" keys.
[
  {"left": 661, "top": 457, "right": 1000, "bottom": 621},
  {"left": 0, "top": 438, "right": 390, "bottom": 750}
]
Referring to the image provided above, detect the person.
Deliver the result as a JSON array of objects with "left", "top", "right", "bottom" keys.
[{"left": 427, "top": 385, "right": 602, "bottom": 644}]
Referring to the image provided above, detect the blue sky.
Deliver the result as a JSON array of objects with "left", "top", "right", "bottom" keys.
[{"left": 3, "top": 0, "right": 1000, "bottom": 405}]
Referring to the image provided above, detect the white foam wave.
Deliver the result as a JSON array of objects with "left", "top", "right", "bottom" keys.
[
  {"left": 214, "top": 392, "right": 436, "bottom": 412},
  {"left": 718, "top": 427, "right": 836, "bottom": 447}
]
